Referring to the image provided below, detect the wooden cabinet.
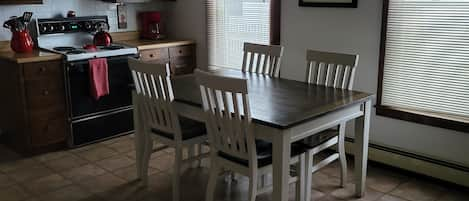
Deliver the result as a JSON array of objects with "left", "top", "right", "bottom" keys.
[
  {"left": 0, "top": 59, "right": 67, "bottom": 155},
  {"left": 139, "top": 44, "right": 196, "bottom": 75},
  {"left": 0, "top": 0, "right": 43, "bottom": 4}
]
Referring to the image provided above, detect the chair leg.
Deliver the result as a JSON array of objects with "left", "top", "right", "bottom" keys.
[
  {"left": 206, "top": 159, "right": 220, "bottom": 201},
  {"left": 304, "top": 151, "right": 313, "bottom": 201},
  {"left": 248, "top": 170, "right": 258, "bottom": 201},
  {"left": 260, "top": 174, "right": 267, "bottom": 188},
  {"left": 173, "top": 145, "right": 183, "bottom": 201},
  {"left": 197, "top": 143, "right": 203, "bottom": 167},
  {"left": 296, "top": 153, "right": 306, "bottom": 201},
  {"left": 139, "top": 134, "right": 153, "bottom": 185},
  {"left": 338, "top": 122, "right": 348, "bottom": 188}
]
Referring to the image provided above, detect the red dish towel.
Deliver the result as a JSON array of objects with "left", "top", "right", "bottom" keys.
[{"left": 89, "top": 58, "right": 110, "bottom": 100}]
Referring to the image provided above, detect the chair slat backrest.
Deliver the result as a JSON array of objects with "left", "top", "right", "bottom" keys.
[
  {"left": 195, "top": 70, "right": 256, "bottom": 164},
  {"left": 242, "top": 43, "right": 284, "bottom": 78},
  {"left": 306, "top": 50, "right": 359, "bottom": 90},
  {"left": 129, "top": 58, "right": 181, "bottom": 140}
]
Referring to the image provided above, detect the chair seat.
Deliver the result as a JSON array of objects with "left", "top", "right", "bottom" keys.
[
  {"left": 298, "top": 129, "right": 339, "bottom": 149},
  {"left": 218, "top": 140, "right": 308, "bottom": 168},
  {"left": 151, "top": 117, "right": 207, "bottom": 140}
]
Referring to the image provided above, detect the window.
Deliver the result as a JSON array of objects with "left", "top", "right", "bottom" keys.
[
  {"left": 377, "top": 0, "right": 469, "bottom": 133},
  {"left": 207, "top": 0, "right": 280, "bottom": 69}
]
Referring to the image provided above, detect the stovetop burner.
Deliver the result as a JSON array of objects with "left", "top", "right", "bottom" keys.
[
  {"left": 53, "top": 46, "right": 76, "bottom": 51},
  {"left": 100, "top": 45, "right": 124, "bottom": 50},
  {"left": 66, "top": 50, "right": 87, "bottom": 55}
]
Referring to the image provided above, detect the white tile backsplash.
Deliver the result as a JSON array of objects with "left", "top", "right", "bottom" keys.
[{"left": 0, "top": 0, "right": 163, "bottom": 41}]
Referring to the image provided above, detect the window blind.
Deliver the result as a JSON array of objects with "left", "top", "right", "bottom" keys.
[
  {"left": 207, "top": 0, "right": 271, "bottom": 69},
  {"left": 381, "top": 0, "right": 469, "bottom": 120}
]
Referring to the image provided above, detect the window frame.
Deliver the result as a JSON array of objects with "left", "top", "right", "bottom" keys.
[{"left": 376, "top": 0, "right": 469, "bottom": 133}]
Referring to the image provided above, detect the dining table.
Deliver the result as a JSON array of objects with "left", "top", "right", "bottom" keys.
[{"left": 133, "top": 68, "right": 374, "bottom": 201}]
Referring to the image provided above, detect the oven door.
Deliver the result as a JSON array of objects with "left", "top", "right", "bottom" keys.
[{"left": 66, "top": 54, "right": 137, "bottom": 119}]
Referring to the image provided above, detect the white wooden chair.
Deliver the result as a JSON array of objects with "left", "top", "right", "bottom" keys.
[
  {"left": 242, "top": 42, "right": 284, "bottom": 78},
  {"left": 129, "top": 58, "right": 209, "bottom": 201},
  {"left": 195, "top": 70, "right": 308, "bottom": 201},
  {"left": 302, "top": 49, "right": 359, "bottom": 201}
]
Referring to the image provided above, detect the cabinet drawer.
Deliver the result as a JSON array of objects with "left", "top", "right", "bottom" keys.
[
  {"left": 30, "top": 109, "right": 67, "bottom": 147},
  {"left": 23, "top": 60, "right": 62, "bottom": 81},
  {"left": 25, "top": 79, "right": 65, "bottom": 110},
  {"left": 169, "top": 46, "right": 193, "bottom": 58},
  {"left": 140, "top": 48, "right": 169, "bottom": 61},
  {"left": 170, "top": 57, "right": 195, "bottom": 75}
]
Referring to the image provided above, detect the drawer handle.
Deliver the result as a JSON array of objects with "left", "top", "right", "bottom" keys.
[
  {"left": 149, "top": 54, "right": 154, "bottom": 58},
  {"left": 43, "top": 90, "right": 49, "bottom": 96},
  {"left": 178, "top": 50, "right": 183, "bottom": 54},
  {"left": 40, "top": 67, "right": 46, "bottom": 73}
]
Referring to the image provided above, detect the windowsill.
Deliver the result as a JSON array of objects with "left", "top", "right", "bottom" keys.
[{"left": 375, "top": 105, "right": 469, "bottom": 133}]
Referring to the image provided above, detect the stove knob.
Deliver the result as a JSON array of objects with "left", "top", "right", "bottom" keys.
[
  {"left": 39, "top": 24, "right": 47, "bottom": 33},
  {"left": 58, "top": 25, "right": 66, "bottom": 32},
  {"left": 84, "top": 22, "right": 93, "bottom": 31},
  {"left": 47, "top": 24, "right": 55, "bottom": 32}
]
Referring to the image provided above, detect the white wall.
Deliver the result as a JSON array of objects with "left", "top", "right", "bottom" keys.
[
  {"left": 167, "top": 0, "right": 469, "bottom": 167},
  {"left": 281, "top": 0, "right": 469, "bottom": 167},
  {"left": 0, "top": 0, "right": 162, "bottom": 41},
  {"left": 165, "top": 0, "right": 208, "bottom": 69}
]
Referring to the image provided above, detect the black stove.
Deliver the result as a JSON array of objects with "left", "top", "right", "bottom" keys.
[{"left": 53, "top": 46, "right": 77, "bottom": 51}]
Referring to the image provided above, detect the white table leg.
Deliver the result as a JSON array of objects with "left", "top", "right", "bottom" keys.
[
  {"left": 133, "top": 92, "right": 145, "bottom": 180},
  {"left": 272, "top": 131, "right": 291, "bottom": 201},
  {"left": 354, "top": 100, "right": 371, "bottom": 197}
]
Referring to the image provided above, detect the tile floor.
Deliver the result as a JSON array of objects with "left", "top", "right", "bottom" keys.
[{"left": 0, "top": 135, "right": 468, "bottom": 201}]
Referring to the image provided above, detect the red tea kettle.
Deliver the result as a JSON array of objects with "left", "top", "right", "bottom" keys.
[{"left": 93, "top": 22, "right": 112, "bottom": 46}]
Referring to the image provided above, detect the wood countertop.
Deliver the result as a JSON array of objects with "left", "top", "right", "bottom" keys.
[
  {"left": 0, "top": 49, "right": 62, "bottom": 64},
  {"left": 118, "top": 39, "right": 195, "bottom": 50}
]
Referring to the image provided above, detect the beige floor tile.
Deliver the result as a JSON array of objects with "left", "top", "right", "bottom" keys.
[
  {"left": 60, "top": 164, "right": 107, "bottom": 182},
  {"left": 22, "top": 174, "right": 73, "bottom": 195},
  {"left": 436, "top": 190, "right": 469, "bottom": 201},
  {"left": 311, "top": 171, "right": 342, "bottom": 194},
  {"left": 367, "top": 166, "right": 409, "bottom": 193},
  {"left": 69, "top": 143, "right": 106, "bottom": 154},
  {"left": 34, "top": 151, "right": 74, "bottom": 163},
  {"left": 377, "top": 194, "right": 408, "bottom": 201},
  {"left": 149, "top": 154, "right": 175, "bottom": 172},
  {"left": 39, "top": 185, "right": 94, "bottom": 201},
  {"left": 0, "top": 185, "right": 30, "bottom": 201},
  {"left": 329, "top": 184, "right": 384, "bottom": 201},
  {"left": 78, "top": 173, "right": 127, "bottom": 194},
  {"left": 43, "top": 154, "right": 89, "bottom": 172},
  {"left": 390, "top": 180, "right": 447, "bottom": 201},
  {"left": 106, "top": 139, "right": 135, "bottom": 153},
  {"left": 7, "top": 164, "right": 53, "bottom": 182},
  {"left": 95, "top": 155, "right": 135, "bottom": 172},
  {"left": 0, "top": 172, "right": 16, "bottom": 188},
  {"left": 0, "top": 158, "right": 39, "bottom": 173},
  {"left": 95, "top": 180, "right": 150, "bottom": 201},
  {"left": 112, "top": 164, "right": 159, "bottom": 181},
  {"left": 75, "top": 147, "right": 118, "bottom": 162}
]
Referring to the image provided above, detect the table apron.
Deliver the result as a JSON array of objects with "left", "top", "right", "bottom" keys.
[{"left": 288, "top": 104, "right": 363, "bottom": 142}]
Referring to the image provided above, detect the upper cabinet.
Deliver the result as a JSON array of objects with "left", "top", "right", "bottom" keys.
[{"left": 0, "top": 0, "right": 43, "bottom": 4}]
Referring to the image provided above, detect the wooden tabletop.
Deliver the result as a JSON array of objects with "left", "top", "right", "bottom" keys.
[{"left": 172, "top": 69, "right": 374, "bottom": 129}]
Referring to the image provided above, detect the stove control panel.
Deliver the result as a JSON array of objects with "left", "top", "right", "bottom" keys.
[{"left": 36, "top": 16, "right": 108, "bottom": 35}]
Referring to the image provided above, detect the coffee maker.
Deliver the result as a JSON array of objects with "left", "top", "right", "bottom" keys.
[{"left": 139, "top": 11, "right": 165, "bottom": 40}]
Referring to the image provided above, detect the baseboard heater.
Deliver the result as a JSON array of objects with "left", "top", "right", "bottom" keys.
[{"left": 344, "top": 137, "right": 469, "bottom": 188}]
